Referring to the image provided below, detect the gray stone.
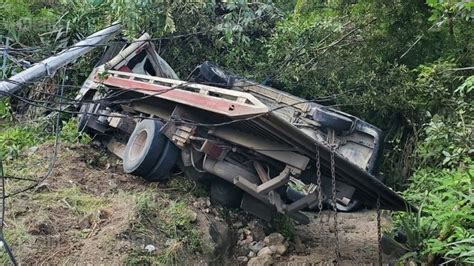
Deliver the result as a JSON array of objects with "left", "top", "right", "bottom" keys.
[
  {"left": 209, "top": 220, "right": 232, "bottom": 256},
  {"left": 243, "top": 228, "right": 252, "bottom": 236},
  {"left": 233, "top": 221, "right": 243, "bottom": 228},
  {"left": 264, "top": 232, "right": 285, "bottom": 246},
  {"left": 269, "top": 243, "right": 287, "bottom": 255},
  {"left": 293, "top": 235, "right": 305, "bottom": 253},
  {"left": 248, "top": 220, "right": 266, "bottom": 241},
  {"left": 249, "top": 241, "right": 265, "bottom": 253},
  {"left": 237, "top": 256, "right": 249, "bottom": 263},
  {"left": 257, "top": 247, "right": 273, "bottom": 257},
  {"left": 247, "top": 254, "right": 273, "bottom": 266},
  {"left": 245, "top": 235, "right": 254, "bottom": 244},
  {"left": 189, "top": 210, "right": 198, "bottom": 222}
]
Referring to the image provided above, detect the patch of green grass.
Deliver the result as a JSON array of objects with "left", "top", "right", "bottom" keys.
[
  {"left": 271, "top": 214, "right": 295, "bottom": 240},
  {"left": 166, "top": 176, "right": 209, "bottom": 198},
  {"left": 0, "top": 116, "right": 90, "bottom": 161},
  {"left": 125, "top": 189, "right": 203, "bottom": 265},
  {"left": 0, "top": 220, "right": 32, "bottom": 265},
  {"left": 33, "top": 187, "right": 109, "bottom": 215},
  {"left": 167, "top": 176, "right": 196, "bottom": 193},
  {"left": 124, "top": 249, "right": 158, "bottom": 265},
  {"left": 0, "top": 124, "right": 44, "bottom": 160},
  {"left": 60, "top": 118, "right": 91, "bottom": 144},
  {"left": 0, "top": 99, "right": 12, "bottom": 118}
]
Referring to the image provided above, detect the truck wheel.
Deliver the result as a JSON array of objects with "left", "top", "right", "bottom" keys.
[
  {"left": 312, "top": 107, "right": 354, "bottom": 132},
  {"left": 199, "top": 61, "right": 233, "bottom": 87},
  {"left": 123, "top": 120, "right": 166, "bottom": 176},
  {"left": 77, "top": 93, "right": 109, "bottom": 134},
  {"left": 143, "top": 140, "right": 179, "bottom": 182},
  {"left": 77, "top": 92, "right": 97, "bottom": 133},
  {"left": 210, "top": 179, "right": 243, "bottom": 208}
]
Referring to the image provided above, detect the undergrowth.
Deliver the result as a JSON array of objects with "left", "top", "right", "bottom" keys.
[
  {"left": 0, "top": 114, "right": 90, "bottom": 160},
  {"left": 394, "top": 164, "right": 473, "bottom": 264},
  {"left": 392, "top": 76, "right": 473, "bottom": 264},
  {"left": 33, "top": 187, "right": 109, "bottom": 215},
  {"left": 125, "top": 189, "right": 206, "bottom": 265}
]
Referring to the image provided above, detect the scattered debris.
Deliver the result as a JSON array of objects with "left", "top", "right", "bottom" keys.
[{"left": 144, "top": 244, "right": 156, "bottom": 253}]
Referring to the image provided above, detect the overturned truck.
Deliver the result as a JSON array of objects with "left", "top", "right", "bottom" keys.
[{"left": 76, "top": 34, "right": 411, "bottom": 224}]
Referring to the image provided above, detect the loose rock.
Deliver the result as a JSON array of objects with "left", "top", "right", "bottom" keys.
[
  {"left": 249, "top": 241, "right": 265, "bottom": 253},
  {"left": 189, "top": 210, "right": 198, "bottom": 222},
  {"left": 270, "top": 243, "right": 287, "bottom": 255},
  {"left": 257, "top": 247, "right": 273, "bottom": 257},
  {"left": 237, "top": 256, "right": 249, "bottom": 263},
  {"left": 247, "top": 254, "right": 272, "bottom": 266},
  {"left": 264, "top": 232, "right": 285, "bottom": 246}
]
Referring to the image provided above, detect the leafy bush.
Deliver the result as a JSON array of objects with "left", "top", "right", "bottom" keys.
[
  {"left": 416, "top": 75, "right": 473, "bottom": 168},
  {"left": 0, "top": 125, "right": 39, "bottom": 160},
  {"left": 60, "top": 118, "right": 91, "bottom": 144},
  {"left": 0, "top": 117, "right": 90, "bottom": 160},
  {"left": 392, "top": 72, "right": 473, "bottom": 264},
  {"left": 0, "top": 99, "right": 12, "bottom": 121},
  {"left": 395, "top": 164, "right": 473, "bottom": 264}
]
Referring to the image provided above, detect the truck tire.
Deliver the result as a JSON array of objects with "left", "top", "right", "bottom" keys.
[
  {"left": 210, "top": 179, "right": 243, "bottom": 208},
  {"left": 77, "top": 101, "right": 93, "bottom": 132},
  {"left": 143, "top": 139, "right": 179, "bottom": 182},
  {"left": 199, "top": 61, "right": 233, "bottom": 87},
  {"left": 77, "top": 93, "right": 109, "bottom": 134},
  {"left": 123, "top": 120, "right": 166, "bottom": 176},
  {"left": 312, "top": 107, "right": 354, "bottom": 132},
  {"left": 77, "top": 92, "right": 98, "bottom": 133}
]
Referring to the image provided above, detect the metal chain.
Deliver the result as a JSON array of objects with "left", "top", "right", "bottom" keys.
[
  {"left": 330, "top": 145, "right": 341, "bottom": 262},
  {"left": 315, "top": 145, "right": 324, "bottom": 224},
  {"left": 376, "top": 196, "right": 382, "bottom": 266}
]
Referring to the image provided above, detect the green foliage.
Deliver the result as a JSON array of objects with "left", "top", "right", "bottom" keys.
[
  {"left": 427, "top": 0, "right": 474, "bottom": 23},
  {"left": 395, "top": 164, "right": 473, "bottom": 264},
  {"left": 394, "top": 206, "right": 436, "bottom": 263},
  {"left": 0, "top": 99, "right": 12, "bottom": 121},
  {"left": 0, "top": 117, "right": 90, "bottom": 160},
  {"left": 271, "top": 214, "right": 295, "bottom": 240},
  {"left": 0, "top": 123, "right": 46, "bottom": 160},
  {"left": 128, "top": 190, "right": 203, "bottom": 265},
  {"left": 60, "top": 118, "right": 91, "bottom": 144},
  {"left": 34, "top": 186, "right": 109, "bottom": 215},
  {"left": 417, "top": 75, "right": 473, "bottom": 168}
]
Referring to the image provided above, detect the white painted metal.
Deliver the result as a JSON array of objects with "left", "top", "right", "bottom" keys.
[{"left": 0, "top": 23, "right": 121, "bottom": 98}]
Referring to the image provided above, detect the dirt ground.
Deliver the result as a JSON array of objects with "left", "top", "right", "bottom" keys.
[
  {"left": 277, "top": 210, "right": 391, "bottom": 265},
  {"left": 2, "top": 143, "right": 396, "bottom": 265}
]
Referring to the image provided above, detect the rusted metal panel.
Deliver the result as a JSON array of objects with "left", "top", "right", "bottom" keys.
[{"left": 96, "top": 71, "right": 269, "bottom": 118}]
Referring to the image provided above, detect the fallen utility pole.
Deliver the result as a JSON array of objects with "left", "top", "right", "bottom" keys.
[{"left": 0, "top": 23, "right": 121, "bottom": 98}]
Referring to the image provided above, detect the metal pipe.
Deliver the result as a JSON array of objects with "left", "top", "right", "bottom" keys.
[
  {"left": 0, "top": 23, "right": 121, "bottom": 98},
  {"left": 202, "top": 158, "right": 260, "bottom": 184}
]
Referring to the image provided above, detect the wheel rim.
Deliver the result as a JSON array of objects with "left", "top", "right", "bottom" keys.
[{"left": 129, "top": 129, "right": 148, "bottom": 162}]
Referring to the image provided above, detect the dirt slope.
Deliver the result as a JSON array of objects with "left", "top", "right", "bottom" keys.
[
  {"left": 278, "top": 210, "right": 389, "bottom": 265},
  {"left": 1, "top": 143, "right": 393, "bottom": 265}
]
